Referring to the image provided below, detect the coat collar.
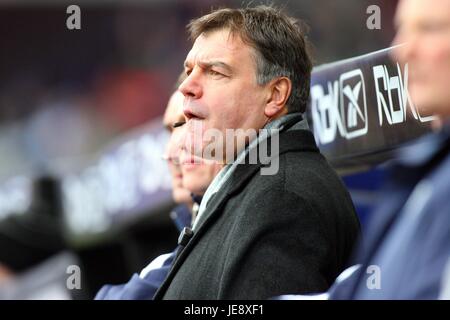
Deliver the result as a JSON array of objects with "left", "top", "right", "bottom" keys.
[{"left": 193, "top": 128, "right": 319, "bottom": 232}]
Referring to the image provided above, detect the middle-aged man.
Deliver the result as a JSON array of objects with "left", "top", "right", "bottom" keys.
[
  {"left": 154, "top": 6, "right": 360, "bottom": 300},
  {"left": 323, "top": 0, "right": 450, "bottom": 300}
]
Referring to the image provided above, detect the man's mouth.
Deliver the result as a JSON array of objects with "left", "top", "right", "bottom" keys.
[
  {"left": 183, "top": 108, "right": 204, "bottom": 121},
  {"left": 182, "top": 155, "right": 203, "bottom": 166},
  {"left": 183, "top": 99, "right": 205, "bottom": 120}
]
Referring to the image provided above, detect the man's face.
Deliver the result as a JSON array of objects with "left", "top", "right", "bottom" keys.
[
  {"left": 393, "top": 0, "right": 450, "bottom": 118},
  {"left": 163, "top": 91, "right": 191, "bottom": 204},
  {"left": 163, "top": 90, "right": 223, "bottom": 202},
  {"left": 180, "top": 29, "right": 269, "bottom": 160}
]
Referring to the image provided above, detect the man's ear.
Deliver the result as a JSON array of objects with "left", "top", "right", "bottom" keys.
[{"left": 264, "top": 77, "right": 292, "bottom": 118}]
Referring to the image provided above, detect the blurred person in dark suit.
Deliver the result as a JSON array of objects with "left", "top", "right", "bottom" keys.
[{"left": 95, "top": 75, "right": 222, "bottom": 300}]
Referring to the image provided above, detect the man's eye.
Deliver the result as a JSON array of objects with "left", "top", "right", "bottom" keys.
[
  {"left": 173, "top": 121, "right": 186, "bottom": 128},
  {"left": 208, "top": 69, "right": 223, "bottom": 77}
]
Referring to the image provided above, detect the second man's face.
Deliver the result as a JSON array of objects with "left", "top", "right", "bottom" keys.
[
  {"left": 163, "top": 91, "right": 191, "bottom": 204},
  {"left": 393, "top": 0, "right": 450, "bottom": 118},
  {"left": 164, "top": 90, "right": 222, "bottom": 203}
]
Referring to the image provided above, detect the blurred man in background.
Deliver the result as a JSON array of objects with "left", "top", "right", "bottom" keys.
[
  {"left": 164, "top": 83, "right": 223, "bottom": 230},
  {"left": 327, "top": 0, "right": 450, "bottom": 299},
  {"left": 95, "top": 75, "right": 222, "bottom": 299}
]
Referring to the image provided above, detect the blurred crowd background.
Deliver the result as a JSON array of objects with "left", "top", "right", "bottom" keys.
[
  {"left": 0, "top": 0, "right": 396, "bottom": 180},
  {"left": 0, "top": 0, "right": 397, "bottom": 299}
]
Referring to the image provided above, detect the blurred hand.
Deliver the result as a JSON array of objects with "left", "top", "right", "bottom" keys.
[{"left": 0, "top": 263, "right": 14, "bottom": 284}]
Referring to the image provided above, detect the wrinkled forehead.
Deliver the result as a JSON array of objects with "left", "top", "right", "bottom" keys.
[{"left": 185, "top": 29, "right": 255, "bottom": 68}]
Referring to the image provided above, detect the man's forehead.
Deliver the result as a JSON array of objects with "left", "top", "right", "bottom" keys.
[
  {"left": 185, "top": 29, "right": 249, "bottom": 65},
  {"left": 396, "top": 0, "right": 450, "bottom": 26}
]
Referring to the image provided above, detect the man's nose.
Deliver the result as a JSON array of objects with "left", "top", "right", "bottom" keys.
[{"left": 179, "top": 69, "right": 203, "bottom": 99}]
